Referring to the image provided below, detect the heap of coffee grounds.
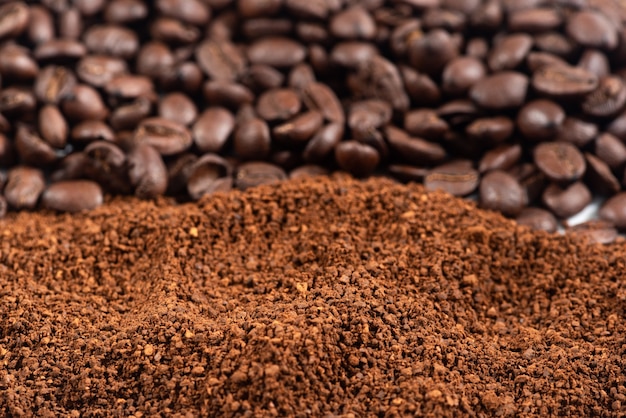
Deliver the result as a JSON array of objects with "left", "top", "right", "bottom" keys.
[{"left": 1, "top": 175, "right": 625, "bottom": 416}]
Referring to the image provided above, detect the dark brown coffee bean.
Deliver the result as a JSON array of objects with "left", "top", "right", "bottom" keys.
[
  {"left": 241, "top": 18, "right": 293, "bottom": 39},
  {"left": 565, "top": 220, "right": 618, "bottom": 245},
  {"left": 335, "top": 140, "right": 380, "bottom": 177},
  {"left": 0, "top": 2, "right": 29, "bottom": 40},
  {"left": 62, "top": 85, "right": 109, "bottom": 121},
  {"left": 77, "top": 55, "right": 128, "bottom": 88},
  {"left": 256, "top": 89, "right": 302, "bottom": 122},
  {"left": 469, "top": 0, "right": 503, "bottom": 31},
  {"left": 533, "top": 142, "right": 585, "bottom": 183},
  {"left": 83, "top": 140, "right": 131, "bottom": 194},
  {"left": 466, "top": 117, "right": 515, "bottom": 144},
  {"left": 422, "top": 8, "right": 465, "bottom": 32},
  {"left": 441, "top": 56, "right": 486, "bottom": 96},
  {"left": 156, "top": 0, "right": 210, "bottom": 25},
  {"left": 479, "top": 144, "right": 522, "bottom": 173},
  {"left": 38, "top": 105, "right": 68, "bottom": 149},
  {"left": 109, "top": 97, "right": 153, "bottom": 131},
  {"left": 0, "top": 134, "right": 15, "bottom": 166},
  {"left": 508, "top": 163, "right": 547, "bottom": 205},
  {"left": 270, "top": 149, "right": 302, "bottom": 170},
  {"left": 196, "top": 40, "right": 246, "bottom": 81},
  {"left": 584, "top": 152, "right": 621, "bottom": 195},
  {"left": 303, "top": 123, "right": 344, "bottom": 163},
  {"left": 388, "top": 164, "right": 429, "bottom": 183},
  {"left": 349, "top": 100, "right": 392, "bottom": 133},
  {"left": 488, "top": 34, "right": 533, "bottom": 71},
  {"left": 515, "top": 207, "right": 558, "bottom": 233},
  {"left": 160, "top": 61, "right": 204, "bottom": 93},
  {"left": 150, "top": 17, "right": 200, "bottom": 44},
  {"left": 4, "top": 166, "right": 46, "bottom": 210},
  {"left": 235, "top": 161, "right": 286, "bottom": 191},
  {"left": 330, "top": 6, "right": 376, "bottom": 40},
  {"left": 348, "top": 55, "right": 409, "bottom": 112},
  {"left": 59, "top": 8, "right": 83, "bottom": 40},
  {"left": 289, "top": 164, "right": 329, "bottom": 179},
  {"left": 74, "top": 0, "right": 106, "bottom": 16},
  {"left": 508, "top": 8, "right": 562, "bottom": 32},
  {"left": 566, "top": 10, "right": 618, "bottom": 50},
  {"left": 15, "top": 124, "right": 59, "bottom": 166},
  {"left": 581, "top": 76, "right": 626, "bottom": 118},
  {"left": 404, "top": 109, "right": 449, "bottom": 140},
  {"left": 330, "top": 42, "right": 379, "bottom": 69},
  {"left": 27, "top": 5, "right": 55, "bottom": 45},
  {"left": 534, "top": 32, "right": 576, "bottom": 58},
  {"left": 104, "top": 0, "right": 149, "bottom": 23},
  {"left": 285, "top": 0, "right": 329, "bottom": 19},
  {"left": 203, "top": 81, "right": 254, "bottom": 110},
  {"left": 104, "top": 75, "right": 155, "bottom": 102},
  {"left": 274, "top": 111, "right": 324, "bottom": 144},
  {"left": 516, "top": 99, "right": 565, "bottom": 141},
  {"left": 234, "top": 117, "right": 271, "bottom": 160},
  {"left": 187, "top": 154, "right": 233, "bottom": 200},
  {"left": 595, "top": 132, "right": 626, "bottom": 170},
  {"left": 135, "top": 42, "right": 175, "bottom": 79},
  {"left": 238, "top": 0, "right": 281, "bottom": 18},
  {"left": 50, "top": 152, "right": 87, "bottom": 182},
  {"left": 296, "top": 22, "right": 329, "bottom": 44},
  {"left": 0, "top": 44, "right": 38, "bottom": 80},
  {"left": 193, "top": 107, "right": 235, "bottom": 153},
  {"left": 465, "top": 37, "right": 489, "bottom": 59},
  {"left": 542, "top": 182, "right": 591, "bottom": 219},
  {"left": 34, "top": 66, "right": 77, "bottom": 104},
  {"left": 247, "top": 37, "right": 306, "bottom": 68},
  {"left": 127, "top": 143, "right": 168, "bottom": 198},
  {"left": 165, "top": 153, "right": 197, "bottom": 195},
  {"left": 436, "top": 99, "right": 480, "bottom": 126},
  {"left": 470, "top": 71, "right": 528, "bottom": 110},
  {"left": 532, "top": 65, "right": 598, "bottom": 97},
  {"left": 288, "top": 63, "right": 316, "bottom": 90},
  {"left": 0, "top": 87, "right": 35, "bottom": 115},
  {"left": 408, "top": 29, "right": 459, "bottom": 76},
  {"left": 158, "top": 93, "right": 197, "bottom": 126},
  {"left": 424, "top": 160, "right": 479, "bottom": 197},
  {"left": 599, "top": 192, "right": 626, "bottom": 229},
  {"left": 555, "top": 117, "right": 598, "bottom": 148},
  {"left": 134, "top": 117, "right": 192, "bottom": 156},
  {"left": 41, "top": 180, "right": 103, "bottom": 212},
  {"left": 526, "top": 51, "right": 569, "bottom": 72},
  {"left": 70, "top": 122, "right": 113, "bottom": 146},
  {"left": 400, "top": 66, "right": 441, "bottom": 106},
  {"left": 241, "top": 65, "right": 285, "bottom": 92},
  {"left": 301, "top": 82, "right": 345, "bottom": 124},
  {"left": 389, "top": 19, "right": 421, "bottom": 57},
  {"left": 578, "top": 49, "right": 610, "bottom": 78},
  {"left": 479, "top": 170, "right": 526, "bottom": 216},
  {"left": 385, "top": 125, "right": 447, "bottom": 165},
  {"left": 84, "top": 25, "right": 139, "bottom": 59}
]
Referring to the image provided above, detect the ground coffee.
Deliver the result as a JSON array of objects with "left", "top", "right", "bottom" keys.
[{"left": 1, "top": 175, "right": 625, "bottom": 417}]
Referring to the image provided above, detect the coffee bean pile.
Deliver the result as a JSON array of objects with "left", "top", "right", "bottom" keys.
[{"left": 2, "top": 0, "right": 626, "bottom": 234}]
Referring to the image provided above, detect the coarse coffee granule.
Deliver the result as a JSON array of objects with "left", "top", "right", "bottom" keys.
[{"left": 1, "top": 175, "right": 625, "bottom": 417}]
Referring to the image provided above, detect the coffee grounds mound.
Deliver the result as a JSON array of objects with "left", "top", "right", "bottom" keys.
[{"left": 1, "top": 175, "right": 625, "bottom": 417}]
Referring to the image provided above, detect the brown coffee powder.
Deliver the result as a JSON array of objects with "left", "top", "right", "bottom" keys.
[{"left": 1, "top": 175, "right": 625, "bottom": 417}]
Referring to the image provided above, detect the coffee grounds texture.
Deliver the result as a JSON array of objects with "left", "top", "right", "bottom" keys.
[{"left": 1, "top": 175, "right": 625, "bottom": 417}]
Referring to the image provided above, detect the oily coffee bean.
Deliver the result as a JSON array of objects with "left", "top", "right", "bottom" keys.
[
  {"left": 599, "top": 192, "right": 626, "bottom": 229},
  {"left": 62, "top": 85, "right": 109, "bottom": 121},
  {"left": 330, "top": 6, "right": 377, "bottom": 40},
  {"left": 127, "top": 143, "right": 168, "bottom": 199},
  {"left": 234, "top": 117, "right": 271, "bottom": 160},
  {"left": 404, "top": 109, "right": 449, "bottom": 140},
  {"left": 247, "top": 37, "right": 307, "bottom": 68},
  {"left": 584, "top": 152, "right": 621, "bottom": 195},
  {"left": 0, "top": 134, "right": 15, "bottom": 166},
  {"left": 532, "top": 65, "right": 598, "bottom": 97},
  {"left": 594, "top": 132, "right": 626, "bottom": 170},
  {"left": 203, "top": 81, "right": 255, "bottom": 110},
  {"left": 479, "top": 170, "right": 526, "bottom": 216},
  {"left": 34, "top": 39, "right": 87, "bottom": 62},
  {"left": 469, "top": 0, "right": 503, "bottom": 30},
  {"left": 556, "top": 117, "right": 598, "bottom": 148},
  {"left": 422, "top": 8, "right": 465, "bottom": 32},
  {"left": 515, "top": 207, "right": 558, "bottom": 233},
  {"left": 27, "top": 5, "right": 55, "bottom": 45},
  {"left": 50, "top": 151, "right": 87, "bottom": 182},
  {"left": 34, "top": 66, "right": 77, "bottom": 104},
  {"left": 273, "top": 111, "right": 324, "bottom": 144},
  {"left": 38, "top": 105, "right": 68, "bottom": 149},
  {"left": 0, "top": 44, "right": 39, "bottom": 81},
  {"left": 303, "top": 123, "right": 344, "bottom": 163},
  {"left": 235, "top": 162, "right": 287, "bottom": 191},
  {"left": 335, "top": 141, "right": 380, "bottom": 177},
  {"left": 134, "top": 118, "right": 192, "bottom": 156},
  {"left": 388, "top": 164, "right": 430, "bottom": 183},
  {"left": 301, "top": 82, "right": 345, "bottom": 124},
  {"left": 135, "top": 42, "right": 175, "bottom": 79},
  {"left": 288, "top": 63, "right": 316, "bottom": 91},
  {"left": 578, "top": 49, "right": 610, "bottom": 78},
  {"left": 0, "top": 87, "right": 36, "bottom": 116},
  {"left": 479, "top": 144, "right": 522, "bottom": 173},
  {"left": 526, "top": 51, "right": 569, "bottom": 72},
  {"left": 542, "top": 182, "right": 592, "bottom": 219},
  {"left": 581, "top": 76, "right": 626, "bottom": 118},
  {"left": 186, "top": 154, "right": 233, "bottom": 200},
  {"left": 83, "top": 140, "right": 130, "bottom": 194},
  {"left": 256, "top": 89, "right": 302, "bottom": 122},
  {"left": 109, "top": 97, "right": 153, "bottom": 131},
  {"left": 465, "top": 117, "right": 515, "bottom": 144},
  {"left": 348, "top": 55, "right": 409, "bottom": 112},
  {"left": 470, "top": 71, "right": 529, "bottom": 110},
  {"left": 158, "top": 93, "right": 197, "bottom": 126},
  {"left": 156, "top": 0, "right": 210, "bottom": 26},
  {"left": 160, "top": 62, "right": 204, "bottom": 94},
  {"left": 104, "top": 0, "right": 149, "bottom": 24},
  {"left": 193, "top": 107, "right": 235, "bottom": 153},
  {"left": 40, "top": 180, "right": 103, "bottom": 212},
  {"left": 15, "top": 124, "right": 59, "bottom": 166},
  {"left": 4, "top": 166, "right": 46, "bottom": 210},
  {"left": 104, "top": 75, "right": 155, "bottom": 103},
  {"left": 441, "top": 56, "right": 486, "bottom": 96},
  {"left": 349, "top": 100, "right": 392, "bottom": 135},
  {"left": 0, "top": 2, "right": 30, "bottom": 40},
  {"left": 534, "top": 32, "right": 576, "bottom": 58},
  {"left": 400, "top": 66, "right": 441, "bottom": 106},
  {"left": 196, "top": 40, "right": 246, "bottom": 81},
  {"left": 296, "top": 23, "right": 330, "bottom": 44},
  {"left": 516, "top": 99, "right": 565, "bottom": 141},
  {"left": 508, "top": 163, "right": 547, "bottom": 205},
  {"left": 59, "top": 7, "right": 82, "bottom": 36},
  {"left": 84, "top": 25, "right": 139, "bottom": 59},
  {"left": 240, "top": 65, "right": 285, "bottom": 92},
  {"left": 289, "top": 164, "right": 329, "bottom": 179},
  {"left": 77, "top": 55, "right": 128, "bottom": 88},
  {"left": 424, "top": 160, "right": 479, "bottom": 197},
  {"left": 330, "top": 42, "right": 379, "bottom": 69},
  {"left": 408, "top": 29, "right": 459, "bottom": 76},
  {"left": 385, "top": 125, "right": 447, "bottom": 165},
  {"left": 166, "top": 153, "right": 197, "bottom": 195},
  {"left": 150, "top": 17, "right": 200, "bottom": 45},
  {"left": 566, "top": 10, "right": 618, "bottom": 50},
  {"left": 508, "top": 8, "right": 563, "bottom": 32},
  {"left": 71, "top": 121, "right": 115, "bottom": 144},
  {"left": 488, "top": 34, "right": 533, "bottom": 71},
  {"left": 533, "top": 142, "right": 586, "bottom": 183},
  {"left": 565, "top": 220, "right": 618, "bottom": 245},
  {"left": 285, "top": 0, "right": 330, "bottom": 20},
  {"left": 238, "top": 0, "right": 281, "bottom": 18},
  {"left": 0, "top": 195, "right": 7, "bottom": 218},
  {"left": 241, "top": 18, "right": 293, "bottom": 39}
]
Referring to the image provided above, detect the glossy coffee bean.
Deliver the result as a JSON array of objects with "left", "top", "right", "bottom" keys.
[
  {"left": 599, "top": 192, "right": 626, "bottom": 229},
  {"left": 38, "top": 105, "right": 68, "bottom": 149},
  {"left": 186, "top": 154, "right": 233, "bottom": 200},
  {"left": 566, "top": 10, "right": 618, "bottom": 50},
  {"left": 470, "top": 71, "right": 528, "bottom": 109},
  {"left": 479, "top": 170, "right": 526, "bottom": 216},
  {"left": 127, "top": 143, "right": 168, "bottom": 198},
  {"left": 532, "top": 65, "right": 598, "bottom": 97},
  {"left": 335, "top": 141, "right": 380, "bottom": 177},
  {"left": 542, "top": 182, "right": 592, "bottom": 219},
  {"left": 256, "top": 89, "right": 301, "bottom": 122},
  {"left": 533, "top": 142, "right": 585, "bottom": 183},
  {"left": 193, "top": 108, "right": 235, "bottom": 153},
  {"left": 515, "top": 207, "right": 558, "bottom": 233},
  {"left": 235, "top": 161, "right": 287, "bottom": 191},
  {"left": 158, "top": 93, "right": 197, "bottom": 126},
  {"left": 565, "top": 220, "right": 618, "bottom": 245},
  {"left": 41, "top": 180, "right": 103, "bottom": 212},
  {"left": 4, "top": 166, "right": 46, "bottom": 210},
  {"left": 134, "top": 118, "right": 192, "bottom": 156},
  {"left": 234, "top": 117, "right": 271, "bottom": 160},
  {"left": 424, "top": 160, "right": 479, "bottom": 197},
  {"left": 516, "top": 99, "right": 565, "bottom": 141}
]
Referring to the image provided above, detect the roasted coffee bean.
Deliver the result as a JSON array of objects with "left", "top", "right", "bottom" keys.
[
  {"left": 296, "top": 23, "right": 329, "bottom": 44},
  {"left": 526, "top": 51, "right": 569, "bottom": 72},
  {"left": 134, "top": 117, "right": 192, "bottom": 156},
  {"left": 156, "top": 0, "right": 210, "bottom": 26},
  {"left": 74, "top": 0, "right": 106, "bottom": 16},
  {"left": 196, "top": 40, "right": 246, "bottom": 81},
  {"left": 289, "top": 164, "right": 329, "bottom": 179},
  {"left": 34, "top": 66, "right": 77, "bottom": 104},
  {"left": 186, "top": 154, "right": 233, "bottom": 200},
  {"left": 301, "top": 82, "right": 345, "bottom": 124},
  {"left": 424, "top": 160, "right": 479, "bottom": 197},
  {"left": 488, "top": 34, "right": 533, "bottom": 71},
  {"left": 534, "top": 32, "right": 576, "bottom": 58},
  {"left": 203, "top": 81, "right": 255, "bottom": 110},
  {"left": 135, "top": 42, "right": 175, "bottom": 79},
  {"left": 62, "top": 85, "right": 109, "bottom": 121},
  {"left": 578, "top": 49, "right": 610, "bottom": 78},
  {"left": 160, "top": 61, "right": 204, "bottom": 93},
  {"left": 595, "top": 132, "right": 626, "bottom": 170},
  {"left": 330, "top": 42, "right": 379, "bottom": 69},
  {"left": 303, "top": 123, "right": 344, "bottom": 163},
  {"left": 274, "top": 111, "right": 324, "bottom": 144},
  {"left": 408, "top": 29, "right": 459, "bottom": 76},
  {"left": 404, "top": 109, "right": 449, "bottom": 140},
  {"left": 515, "top": 207, "right": 558, "bottom": 233},
  {"left": 270, "top": 150, "right": 302, "bottom": 171},
  {"left": 565, "top": 220, "right": 618, "bottom": 245},
  {"left": 241, "top": 18, "right": 293, "bottom": 39},
  {"left": 0, "top": 44, "right": 38, "bottom": 80},
  {"left": 466, "top": 117, "right": 515, "bottom": 144},
  {"left": 0, "top": 2, "right": 30, "bottom": 40},
  {"left": 348, "top": 55, "right": 409, "bottom": 111},
  {"left": 330, "top": 6, "right": 376, "bottom": 40},
  {"left": 566, "top": 10, "right": 618, "bottom": 50},
  {"left": 479, "top": 170, "right": 526, "bottom": 216},
  {"left": 288, "top": 63, "right": 316, "bottom": 90},
  {"left": 41, "top": 180, "right": 103, "bottom": 212},
  {"left": 581, "top": 76, "right": 626, "bottom": 118},
  {"left": 0, "top": 134, "right": 15, "bottom": 166},
  {"left": 442, "top": 56, "right": 486, "bottom": 96},
  {"left": 150, "top": 17, "right": 200, "bottom": 44},
  {"left": 127, "top": 143, "right": 168, "bottom": 198},
  {"left": 400, "top": 66, "right": 441, "bottom": 106},
  {"left": 4, "top": 166, "right": 46, "bottom": 210},
  {"left": 534, "top": 142, "right": 585, "bottom": 183},
  {"left": 234, "top": 117, "right": 271, "bottom": 160},
  {"left": 34, "top": 39, "right": 87, "bottom": 62},
  {"left": 532, "top": 65, "right": 598, "bottom": 97},
  {"left": 77, "top": 55, "right": 128, "bottom": 88},
  {"left": 469, "top": 0, "right": 503, "bottom": 30},
  {"left": 388, "top": 164, "right": 430, "bottom": 183},
  {"left": 556, "top": 117, "right": 598, "bottom": 148},
  {"left": 508, "top": 8, "right": 562, "bottom": 32},
  {"left": 71, "top": 120, "right": 115, "bottom": 144},
  {"left": 542, "top": 182, "right": 592, "bottom": 219},
  {"left": 470, "top": 71, "right": 528, "bottom": 109},
  {"left": 235, "top": 161, "right": 286, "bottom": 191},
  {"left": 158, "top": 93, "right": 197, "bottom": 126},
  {"left": 47, "top": 152, "right": 88, "bottom": 181},
  {"left": 166, "top": 153, "right": 197, "bottom": 195},
  {"left": 517, "top": 99, "right": 565, "bottom": 141},
  {"left": 436, "top": 99, "right": 480, "bottom": 126},
  {"left": 335, "top": 141, "right": 380, "bottom": 177},
  {"left": 238, "top": 0, "right": 282, "bottom": 18},
  {"left": 38, "top": 105, "right": 68, "bottom": 149},
  {"left": 285, "top": 0, "right": 330, "bottom": 20},
  {"left": 59, "top": 8, "right": 83, "bottom": 40},
  {"left": 508, "top": 163, "right": 547, "bottom": 205},
  {"left": 389, "top": 19, "right": 422, "bottom": 57},
  {"left": 247, "top": 37, "right": 307, "bottom": 68},
  {"left": 422, "top": 8, "right": 465, "bottom": 32},
  {"left": 109, "top": 97, "right": 153, "bottom": 131},
  {"left": 27, "top": 5, "right": 55, "bottom": 45},
  {"left": 599, "top": 192, "right": 626, "bottom": 229},
  {"left": 241, "top": 65, "right": 285, "bottom": 92},
  {"left": 104, "top": 0, "right": 149, "bottom": 24},
  {"left": 385, "top": 125, "right": 447, "bottom": 165},
  {"left": 104, "top": 75, "right": 155, "bottom": 102},
  {"left": 256, "top": 89, "right": 302, "bottom": 122},
  {"left": 584, "top": 152, "right": 621, "bottom": 195},
  {"left": 193, "top": 107, "right": 235, "bottom": 153},
  {"left": 349, "top": 100, "right": 392, "bottom": 134},
  {"left": 84, "top": 25, "right": 139, "bottom": 59},
  {"left": 0, "top": 87, "right": 35, "bottom": 116},
  {"left": 15, "top": 124, "right": 59, "bottom": 166},
  {"left": 83, "top": 140, "right": 130, "bottom": 193},
  {"left": 479, "top": 144, "right": 522, "bottom": 173}
]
